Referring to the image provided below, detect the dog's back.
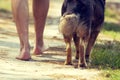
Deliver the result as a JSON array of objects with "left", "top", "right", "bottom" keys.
[
  {"left": 92, "top": 0, "right": 105, "bottom": 31},
  {"left": 59, "top": 0, "right": 105, "bottom": 37}
]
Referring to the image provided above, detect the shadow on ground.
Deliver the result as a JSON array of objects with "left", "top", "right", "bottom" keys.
[{"left": 103, "top": 22, "right": 120, "bottom": 32}]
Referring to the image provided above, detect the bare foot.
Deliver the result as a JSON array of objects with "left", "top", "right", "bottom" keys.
[
  {"left": 32, "top": 45, "right": 49, "bottom": 55},
  {"left": 16, "top": 56, "right": 31, "bottom": 61},
  {"left": 16, "top": 49, "right": 31, "bottom": 61}
]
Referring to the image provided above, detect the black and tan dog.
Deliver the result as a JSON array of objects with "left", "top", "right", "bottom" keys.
[{"left": 59, "top": 0, "right": 105, "bottom": 68}]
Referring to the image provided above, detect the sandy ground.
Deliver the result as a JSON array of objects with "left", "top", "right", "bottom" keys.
[
  {"left": 0, "top": 19, "right": 103, "bottom": 80},
  {"left": 0, "top": 1, "right": 106, "bottom": 80}
]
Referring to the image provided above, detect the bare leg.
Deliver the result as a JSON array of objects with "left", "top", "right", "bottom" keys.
[
  {"left": 32, "top": 0, "right": 49, "bottom": 55},
  {"left": 64, "top": 35, "right": 72, "bottom": 65},
  {"left": 12, "top": 0, "right": 31, "bottom": 60}
]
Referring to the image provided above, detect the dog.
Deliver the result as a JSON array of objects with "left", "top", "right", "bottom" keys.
[{"left": 59, "top": 0, "right": 105, "bottom": 68}]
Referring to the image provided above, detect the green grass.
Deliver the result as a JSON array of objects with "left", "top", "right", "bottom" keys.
[
  {"left": 0, "top": 0, "right": 11, "bottom": 11},
  {"left": 109, "top": 70, "right": 120, "bottom": 80},
  {"left": 102, "top": 22, "right": 120, "bottom": 41},
  {"left": 102, "top": 8, "right": 120, "bottom": 41},
  {"left": 90, "top": 5, "right": 120, "bottom": 80},
  {"left": 102, "top": 70, "right": 120, "bottom": 80},
  {"left": 91, "top": 40, "right": 120, "bottom": 69}
]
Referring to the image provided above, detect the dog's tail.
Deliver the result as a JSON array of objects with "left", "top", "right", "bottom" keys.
[{"left": 59, "top": 14, "right": 79, "bottom": 36}]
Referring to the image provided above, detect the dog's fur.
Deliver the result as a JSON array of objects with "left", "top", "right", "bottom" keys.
[{"left": 59, "top": 0, "right": 105, "bottom": 67}]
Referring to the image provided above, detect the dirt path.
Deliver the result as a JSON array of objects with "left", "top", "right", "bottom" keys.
[{"left": 0, "top": 17, "right": 105, "bottom": 80}]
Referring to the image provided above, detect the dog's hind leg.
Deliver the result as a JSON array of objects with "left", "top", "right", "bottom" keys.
[
  {"left": 63, "top": 35, "right": 72, "bottom": 65},
  {"left": 79, "top": 40, "right": 87, "bottom": 68},
  {"left": 85, "top": 31, "right": 100, "bottom": 63},
  {"left": 73, "top": 33, "right": 80, "bottom": 60}
]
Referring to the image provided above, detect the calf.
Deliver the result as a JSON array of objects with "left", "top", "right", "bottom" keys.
[{"left": 59, "top": 0, "right": 105, "bottom": 68}]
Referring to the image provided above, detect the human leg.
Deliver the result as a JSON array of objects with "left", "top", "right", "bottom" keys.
[
  {"left": 11, "top": 0, "right": 31, "bottom": 60},
  {"left": 32, "top": 0, "right": 49, "bottom": 55}
]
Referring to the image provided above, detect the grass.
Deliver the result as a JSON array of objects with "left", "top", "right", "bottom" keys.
[
  {"left": 0, "top": 0, "right": 11, "bottom": 11},
  {"left": 102, "top": 70, "right": 120, "bottom": 80},
  {"left": 108, "top": 70, "right": 120, "bottom": 80},
  {"left": 102, "top": 8, "right": 120, "bottom": 41},
  {"left": 91, "top": 40, "right": 120, "bottom": 69},
  {"left": 90, "top": 3, "right": 120, "bottom": 80},
  {"left": 101, "top": 22, "right": 120, "bottom": 42}
]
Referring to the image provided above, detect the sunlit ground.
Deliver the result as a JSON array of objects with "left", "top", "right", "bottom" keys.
[{"left": 0, "top": 0, "right": 120, "bottom": 80}]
